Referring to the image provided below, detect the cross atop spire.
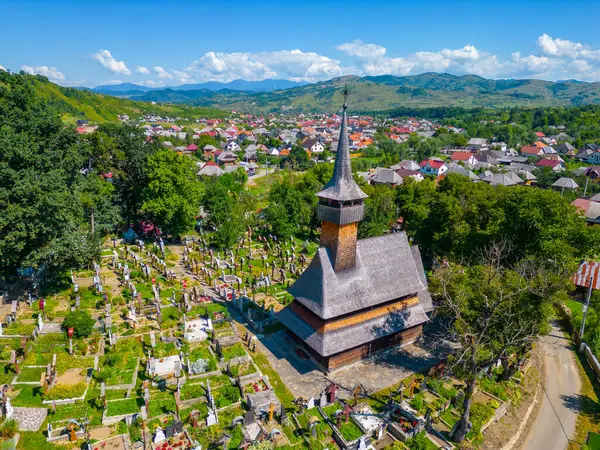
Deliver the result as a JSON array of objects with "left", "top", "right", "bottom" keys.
[
  {"left": 342, "top": 84, "right": 350, "bottom": 110},
  {"left": 316, "top": 88, "right": 367, "bottom": 202}
]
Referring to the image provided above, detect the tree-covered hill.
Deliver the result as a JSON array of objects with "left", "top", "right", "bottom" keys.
[
  {"left": 0, "top": 71, "right": 228, "bottom": 123},
  {"left": 128, "top": 73, "right": 600, "bottom": 114}
]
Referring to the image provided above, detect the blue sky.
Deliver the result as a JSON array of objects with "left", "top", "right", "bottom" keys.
[{"left": 1, "top": 0, "right": 599, "bottom": 87}]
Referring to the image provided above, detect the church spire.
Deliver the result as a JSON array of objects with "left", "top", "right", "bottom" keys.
[{"left": 316, "top": 87, "right": 367, "bottom": 202}]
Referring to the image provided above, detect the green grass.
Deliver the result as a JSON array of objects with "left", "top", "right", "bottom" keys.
[
  {"left": 440, "top": 409, "right": 459, "bottom": 427},
  {"left": 106, "top": 398, "right": 140, "bottom": 416},
  {"left": 564, "top": 299, "right": 585, "bottom": 325},
  {"left": 572, "top": 337, "right": 600, "bottom": 449},
  {"left": 17, "top": 431, "right": 56, "bottom": 450},
  {"left": 15, "top": 367, "right": 43, "bottom": 383},
  {"left": 247, "top": 350, "right": 294, "bottom": 408},
  {"left": 221, "top": 343, "right": 247, "bottom": 361},
  {"left": 12, "top": 386, "right": 43, "bottom": 407},
  {"left": 321, "top": 403, "right": 363, "bottom": 442}
]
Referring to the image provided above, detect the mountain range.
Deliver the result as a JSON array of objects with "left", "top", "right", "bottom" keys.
[
  {"left": 96, "top": 73, "right": 600, "bottom": 113},
  {"left": 91, "top": 79, "right": 307, "bottom": 97}
]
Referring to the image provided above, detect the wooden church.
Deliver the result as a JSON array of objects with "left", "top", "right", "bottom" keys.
[{"left": 277, "top": 95, "right": 433, "bottom": 371}]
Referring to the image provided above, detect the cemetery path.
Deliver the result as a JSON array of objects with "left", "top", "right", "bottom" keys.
[{"left": 523, "top": 323, "right": 581, "bottom": 450}]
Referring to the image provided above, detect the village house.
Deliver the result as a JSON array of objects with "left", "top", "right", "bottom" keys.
[
  {"left": 520, "top": 146, "right": 545, "bottom": 158},
  {"left": 467, "top": 138, "right": 489, "bottom": 151},
  {"left": 301, "top": 138, "right": 324, "bottom": 154},
  {"left": 370, "top": 168, "right": 404, "bottom": 187},
  {"left": 225, "top": 140, "right": 241, "bottom": 152},
  {"left": 419, "top": 158, "right": 448, "bottom": 176},
  {"left": 536, "top": 158, "right": 566, "bottom": 172},
  {"left": 217, "top": 149, "right": 239, "bottom": 166},
  {"left": 197, "top": 161, "right": 224, "bottom": 177},
  {"left": 450, "top": 151, "right": 477, "bottom": 165},
  {"left": 572, "top": 197, "right": 600, "bottom": 225}
]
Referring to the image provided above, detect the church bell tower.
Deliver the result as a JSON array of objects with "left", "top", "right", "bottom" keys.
[{"left": 316, "top": 89, "right": 368, "bottom": 272}]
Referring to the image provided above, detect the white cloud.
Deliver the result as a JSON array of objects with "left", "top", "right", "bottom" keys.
[
  {"left": 537, "top": 34, "right": 600, "bottom": 60},
  {"left": 184, "top": 49, "right": 348, "bottom": 82},
  {"left": 92, "top": 49, "right": 131, "bottom": 75},
  {"left": 101, "top": 34, "right": 600, "bottom": 86},
  {"left": 569, "top": 59, "right": 591, "bottom": 73},
  {"left": 154, "top": 66, "right": 174, "bottom": 79},
  {"left": 137, "top": 80, "right": 166, "bottom": 88},
  {"left": 21, "top": 65, "right": 65, "bottom": 80},
  {"left": 99, "top": 79, "right": 123, "bottom": 85},
  {"left": 440, "top": 45, "right": 481, "bottom": 61},
  {"left": 0, "top": 64, "right": 5, "bottom": 71},
  {"left": 337, "top": 40, "right": 387, "bottom": 59}
]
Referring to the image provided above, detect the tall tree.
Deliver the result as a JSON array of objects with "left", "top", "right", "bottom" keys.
[
  {"left": 430, "top": 244, "right": 568, "bottom": 442},
  {"left": 141, "top": 149, "right": 203, "bottom": 238}
]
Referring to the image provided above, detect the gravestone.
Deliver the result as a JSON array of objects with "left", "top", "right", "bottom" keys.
[
  {"left": 320, "top": 391, "right": 327, "bottom": 407},
  {"left": 207, "top": 410, "right": 218, "bottom": 427},
  {"left": 307, "top": 397, "right": 315, "bottom": 409},
  {"left": 153, "top": 426, "right": 166, "bottom": 443},
  {"left": 243, "top": 410, "right": 255, "bottom": 426}
]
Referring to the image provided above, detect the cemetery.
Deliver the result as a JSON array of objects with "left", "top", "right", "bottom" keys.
[
  {"left": 0, "top": 113, "right": 541, "bottom": 450},
  {"left": 0, "top": 220, "right": 536, "bottom": 450}
]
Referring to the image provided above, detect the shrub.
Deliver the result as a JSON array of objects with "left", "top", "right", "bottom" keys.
[
  {"left": 0, "top": 419, "right": 18, "bottom": 438},
  {"left": 62, "top": 310, "right": 95, "bottom": 337},
  {"left": 44, "top": 382, "right": 87, "bottom": 400}
]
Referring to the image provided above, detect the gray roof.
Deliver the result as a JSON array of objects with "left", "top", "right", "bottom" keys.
[
  {"left": 468, "top": 138, "right": 488, "bottom": 146},
  {"left": 590, "top": 193, "right": 600, "bottom": 202},
  {"left": 316, "top": 103, "right": 367, "bottom": 202},
  {"left": 287, "top": 232, "right": 428, "bottom": 320},
  {"left": 197, "top": 163, "right": 224, "bottom": 177},
  {"left": 371, "top": 168, "right": 403, "bottom": 185},
  {"left": 518, "top": 170, "right": 537, "bottom": 181},
  {"left": 552, "top": 177, "right": 579, "bottom": 189},
  {"left": 446, "top": 163, "right": 478, "bottom": 180},
  {"left": 583, "top": 201, "right": 600, "bottom": 220},
  {"left": 410, "top": 245, "right": 433, "bottom": 312},
  {"left": 278, "top": 301, "right": 428, "bottom": 356},
  {"left": 394, "top": 160, "right": 420, "bottom": 171},
  {"left": 481, "top": 172, "right": 523, "bottom": 186}
]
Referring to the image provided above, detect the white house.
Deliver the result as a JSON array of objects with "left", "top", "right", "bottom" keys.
[{"left": 419, "top": 158, "right": 448, "bottom": 176}]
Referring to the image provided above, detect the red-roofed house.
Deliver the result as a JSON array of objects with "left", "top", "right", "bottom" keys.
[
  {"left": 520, "top": 146, "right": 544, "bottom": 158},
  {"left": 186, "top": 143, "right": 198, "bottom": 152},
  {"left": 534, "top": 131, "right": 545, "bottom": 138},
  {"left": 450, "top": 151, "right": 477, "bottom": 165},
  {"left": 536, "top": 158, "right": 566, "bottom": 172},
  {"left": 419, "top": 158, "right": 448, "bottom": 176}
]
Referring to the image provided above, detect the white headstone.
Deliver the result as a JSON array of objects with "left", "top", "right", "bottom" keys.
[
  {"left": 320, "top": 392, "right": 327, "bottom": 407},
  {"left": 153, "top": 426, "right": 166, "bottom": 443},
  {"left": 4, "top": 397, "right": 13, "bottom": 419},
  {"left": 38, "top": 314, "right": 44, "bottom": 331},
  {"left": 358, "top": 436, "right": 367, "bottom": 450},
  {"left": 307, "top": 397, "right": 315, "bottom": 409},
  {"left": 206, "top": 410, "right": 218, "bottom": 427}
]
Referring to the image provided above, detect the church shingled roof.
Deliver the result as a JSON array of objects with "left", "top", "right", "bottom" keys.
[{"left": 286, "top": 232, "right": 429, "bottom": 320}]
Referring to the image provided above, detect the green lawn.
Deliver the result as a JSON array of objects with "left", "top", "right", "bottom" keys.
[
  {"left": 16, "top": 367, "right": 43, "bottom": 383},
  {"left": 106, "top": 398, "right": 141, "bottom": 416},
  {"left": 247, "top": 350, "right": 295, "bottom": 408},
  {"left": 564, "top": 299, "right": 585, "bottom": 326}
]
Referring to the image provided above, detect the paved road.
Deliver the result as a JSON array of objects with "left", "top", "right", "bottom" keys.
[{"left": 523, "top": 323, "right": 581, "bottom": 450}]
